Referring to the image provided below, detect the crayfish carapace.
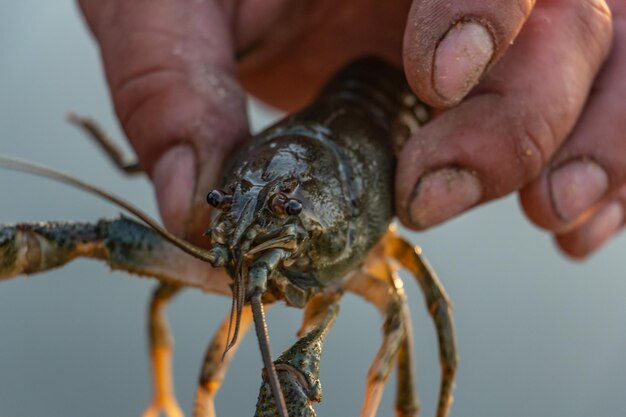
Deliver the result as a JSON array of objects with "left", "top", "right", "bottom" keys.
[{"left": 0, "top": 58, "right": 457, "bottom": 417}]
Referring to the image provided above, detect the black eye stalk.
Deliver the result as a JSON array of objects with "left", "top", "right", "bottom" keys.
[
  {"left": 206, "top": 189, "right": 232, "bottom": 210},
  {"left": 270, "top": 193, "right": 303, "bottom": 217},
  {"left": 284, "top": 199, "right": 303, "bottom": 215}
]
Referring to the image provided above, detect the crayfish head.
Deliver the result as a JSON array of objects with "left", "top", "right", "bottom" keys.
[
  {"left": 204, "top": 177, "right": 309, "bottom": 277},
  {"left": 204, "top": 178, "right": 312, "bottom": 417}
]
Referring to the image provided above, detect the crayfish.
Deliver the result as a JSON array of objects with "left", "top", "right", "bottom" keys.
[{"left": 0, "top": 57, "right": 457, "bottom": 417}]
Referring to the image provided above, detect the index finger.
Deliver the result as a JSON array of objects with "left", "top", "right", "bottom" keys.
[{"left": 79, "top": 0, "right": 249, "bottom": 240}]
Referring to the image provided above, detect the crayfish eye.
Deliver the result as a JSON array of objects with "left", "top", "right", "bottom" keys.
[
  {"left": 270, "top": 193, "right": 288, "bottom": 216},
  {"left": 206, "top": 190, "right": 232, "bottom": 210},
  {"left": 270, "top": 193, "right": 303, "bottom": 216},
  {"left": 284, "top": 199, "right": 303, "bottom": 215}
]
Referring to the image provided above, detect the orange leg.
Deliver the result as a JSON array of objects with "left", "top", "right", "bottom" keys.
[
  {"left": 143, "top": 283, "right": 184, "bottom": 417},
  {"left": 395, "top": 311, "right": 419, "bottom": 417},
  {"left": 194, "top": 306, "right": 255, "bottom": 417},
  {"left": 345, "top": 261, "right": 416, "bottom": 417},
  {"left": 383, "top": 228, "right": 458, "bottom": 417}
]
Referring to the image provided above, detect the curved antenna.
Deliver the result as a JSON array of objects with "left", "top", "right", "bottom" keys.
[
  {"left": 0, "top": 155, "right": 217, "bottom": 266},
  {"left": 251, "top": 295, "right": 289, "bottom": 417}
]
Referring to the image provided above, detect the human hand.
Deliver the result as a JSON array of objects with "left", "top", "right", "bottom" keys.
[
  {"left": 395, "top": 0, "right": 623, "bottom": 259},
  {"left": 79, "top": 0, "right": 623, "bottom": 258}
]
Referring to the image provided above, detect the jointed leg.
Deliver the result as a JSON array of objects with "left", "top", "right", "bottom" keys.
[
  {"left": 297, "top": 291, "right": 342, "bottom": 337},
  {"left": 344, "top": 262, "right": 417, "bottom": 417},
  {"left": 67, "top": 113, "right": 141, "bottom": 174},
  {"left": 143, "top": 283, "right": 184, "bottom": 417},
  {"left": 194, "top": 306, "right": 255, "bottom": 417},
  {"left": 383, "top": 228, "right": 457, "bottom": 417},
  {"left": 395, "top": 311, "right": 419, "bottom": 417}
]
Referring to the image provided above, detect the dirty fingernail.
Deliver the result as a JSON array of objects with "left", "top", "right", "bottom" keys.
[
  {"left": 585, "top": 202, "right": 624, "bottom": 253},
  {"left": 152, "top": 144, "right": 196, "bottom": 235},
  {"left": 433, "top": 21, "right": 494, "bottom": 104},
  {"left": 550, "top": 159, "right": 608, "bottom": 221},
  {"left": 409, "top": 168, "right": 482, "bottom": 228}
]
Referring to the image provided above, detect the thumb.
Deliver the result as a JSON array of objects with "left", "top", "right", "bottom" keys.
[
  {"left": 79, "top": 0, "right": 248, "bottom": 242},
  {"left": 403, "top": 0, "right": 534, "bottom": 107}
]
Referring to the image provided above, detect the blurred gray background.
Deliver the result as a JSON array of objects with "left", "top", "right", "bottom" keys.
[{"left": 1, "top": 2, "right": 625, "bottom": 417}]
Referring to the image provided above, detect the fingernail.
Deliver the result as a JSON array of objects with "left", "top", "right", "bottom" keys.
[
  {"left": 549, "top": 159, "right": 608, "bottom": 221},
  {"left": 152, "top": 145, "right": 196, "bottom": 235},
  {"left": 409, "top": 168, "right": 482, "bottom": 228},
  {"left": 433, "top": 21, "right": 494, "bottom": 104},
  {"left": 585, "top": 202, "right": 624, "bottom": 253}
]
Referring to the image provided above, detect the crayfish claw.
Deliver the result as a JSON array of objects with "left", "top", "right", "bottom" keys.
[{"left": 254, "top": 294, "right": 339, "bottom": 417}]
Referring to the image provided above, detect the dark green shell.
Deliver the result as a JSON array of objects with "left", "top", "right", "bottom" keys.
[{"left": 220, "top": 58, "right": 420, "bottom": 290}]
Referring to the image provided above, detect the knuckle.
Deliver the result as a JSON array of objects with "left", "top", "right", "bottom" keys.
[
  {"left": 113, "top": 68, "right": 183, "bottom": 127},
  {"left": 111, "top": 65, "right": 246, "bottom": 174},
  {"left": 506, "top": 105, "right": 559, "bottom": 183},
  {"left": 586, "top": 0, "right": 613, "bottom": 22},
  {"left": 113, "top": 65, "right": 245, "bottom": 139},
  {"left": 573, "top": 0, "right": 613, "bottom": 58}
]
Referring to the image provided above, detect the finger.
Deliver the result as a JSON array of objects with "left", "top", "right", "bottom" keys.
[
  {"left": 403, "top": 0, "right": 534, "bottom": 107},
  {"left": 555, "top": 188, "right": 626, "bottom": 258},
  {"left": 521, "top": 2, "right": 626, "bottom": 233},
  {"left": 396, "top": 0, "right": 613, "bottom": 230},
  {"left": 78, "top": 0, "right": 248, "bottom": 241}
]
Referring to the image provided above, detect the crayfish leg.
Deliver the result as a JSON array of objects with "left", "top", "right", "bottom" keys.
[
  {"left": 396, "top": 315, "right": 419, "bottom": 417},
  {"left": 143, "top": 283, "right": 184, "bottom": 417},
  {"left": 194, "top": 305, "right": 255, "bottom": 417},
  {"left": 67, "top": 113, "right": 141, "bottom": 174},
  {"left": 383, "top": 229, "right": 458, "bottom": 417},
  {"left": 344, "top": 259, "right": 418, "bottom": 417}
]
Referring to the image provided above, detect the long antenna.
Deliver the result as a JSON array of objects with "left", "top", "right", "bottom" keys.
[
  {"left": 250, "top": 294, "right": 289, "bottom": 417},
  {"left": 0, "top": 155, "right": 217, "bottom": 266}
]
